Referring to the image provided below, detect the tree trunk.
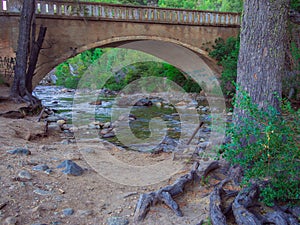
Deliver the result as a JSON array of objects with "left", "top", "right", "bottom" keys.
[
  {"left": 10, "top": 0, "right": 35, "bottom": 99},
  {"left": 26, "top": 25, "right": 47, "bottom": 93},
  {"left": 234, "top": 0, "right": 290, "bottom": 117}
]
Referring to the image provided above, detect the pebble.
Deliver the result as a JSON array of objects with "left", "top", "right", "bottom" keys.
[
  {"left": 103, "top": 122, "right": 111, "bottom": 128},
  {"left": 46, "top": 115, "right": 62, "bottom": 122},
  {"left": 69, "top": 126, "right": 79, "bottom": 132},
  {"left": 4, "top": 216, "right": 17, "bottom": 225},
  {"left": 48, "top": 123, "right": 61, "bottom": 132},
  {"left": 18, "top": 170, "right": 32, "bottom": 180},
  {"left": 7, "top": 148, "right": 31, "bottom": 155},
  {"left": 102, "top": 132, "right": 116, "bottom": 138},
  {"left": 32, "top": 164, "right": 49, "bottom": 172},
  {"left": 199, "top": 138, "right": 205, "bottom": 142},
  {"left": 57, "top": 120, "right": 66, "bottom": 125},
  {"left": 107, "top": 217, "right": 129, "bottom": 225},
  {"left": 62, "top": 208, "right": 74, "bottom": 216},
  {"left": 57, "top": 160, "right": 84, "bottom": 176},
  {"left": 77, "top": 209, "right": 93, "bottom": 217},
  {"left": 88, "top": 123, "right": 100, "bottom": 129},
  {"left": 198, "top": 141, "right": 211, "bottom": 148},
  {"left": 44, "top": 169, "right": 53, "bottom": 175},
  {"left": 33, "top": 188, "right": 53, "bottom": 196},
  {"left": 202, "top": 127, "right": 211, "bottom": 133}
]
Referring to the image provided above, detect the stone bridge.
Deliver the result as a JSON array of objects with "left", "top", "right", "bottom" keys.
[{"left": 0, "top": 0, "right": 240, "bottom": 87}]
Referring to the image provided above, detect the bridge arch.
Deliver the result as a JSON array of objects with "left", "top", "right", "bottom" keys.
[{"left": 34, "top": 36, "right": 221, "bottom": 88}]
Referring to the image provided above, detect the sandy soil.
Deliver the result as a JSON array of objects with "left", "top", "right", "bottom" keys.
[{"left": 0, "top": 86, "right": 225, "bottom": 225}]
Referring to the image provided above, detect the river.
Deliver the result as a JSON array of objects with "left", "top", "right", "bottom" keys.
[{"left": 33, "top": 85, "right": 211, "bottom": 153}]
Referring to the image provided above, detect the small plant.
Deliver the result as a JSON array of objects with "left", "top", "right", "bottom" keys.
[{"left": 223, "top": 90, "right": 300, "bottom": 206}]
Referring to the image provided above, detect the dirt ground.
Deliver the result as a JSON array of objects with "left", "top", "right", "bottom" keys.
[{"left": 0, "top": 86, "right": 226, "bottom": 225}]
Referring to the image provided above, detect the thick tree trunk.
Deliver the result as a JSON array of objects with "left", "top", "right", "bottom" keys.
[
  {"left": 234, "top": 0, "right": 290, "bottom": 117},
  {"left": 10, "top": 0, "right": 35, "bottom": 99}
]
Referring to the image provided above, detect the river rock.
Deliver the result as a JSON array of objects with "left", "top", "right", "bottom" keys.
[
  {"left": 103, "top": 122, "right": 111, "bottom": 129},
  {"left": 202, "top": 127, "right": 211, "bottom": 133},
  {"left": 100, "top": 128, "right": 114, "bottom": 135},
  {"left": 46, "top": 115, "right": 62, "bottom": 122},
  {"left": 7, "top": 148, "right": 31, "bottom": 155},
  {"left": 102, "top": 132, "right": 115, "bottom": 138},
  {"left": 57, "top": 120, "right": 66, "bottom": 126},
  {"left": 198, "top": 141, "right": 211, "bottom": 148},
  {"left": 32, "top": 164, "right": 49, "bottom": 172},
  {"left": 68, "top": 126, "right": 79, "bottom": 132},
  {"left": 89, "top": 100, "right": 102, "bottom": 105},
  {"left": 33, "top": 188, "right": 53, "bottom": 196},
  {"left": 175, "top": 101, "right": 187, "bottom": 106},
  {"left": 57, "top": 160, "right": 84, "bottom": 176},
  {"left": 62, "top": 208, "right": 74, "bottom": 216},
  {"left": 134, "top": 98, "right": 152, "bottom": 106},
  {"left": 18, "top": 170, "right": 32, "bottom": 180},
  {"left": 88, "top": 123, "right": 100, "bottom": 129},
  {"left": 107, "top": 217, "right": 129, "bottom": 225},
  {"left": 48, "top": 123, "right": 62, "bottom": 132},
  {"left": 44, "top": 169, "right": 53, "bottom": 175}
]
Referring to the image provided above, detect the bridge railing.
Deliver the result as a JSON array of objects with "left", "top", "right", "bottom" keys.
[{"left": 0, "top": 0, "right": 240, "bottom": 26}]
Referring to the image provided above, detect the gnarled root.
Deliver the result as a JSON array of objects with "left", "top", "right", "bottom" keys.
[{"left": 134, "top": 161, "right": 220, "bottom": 222}]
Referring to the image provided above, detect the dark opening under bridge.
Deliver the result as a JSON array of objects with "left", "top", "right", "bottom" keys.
[{"left": 0, "top": 0, "right": 240, "bottom": 87}]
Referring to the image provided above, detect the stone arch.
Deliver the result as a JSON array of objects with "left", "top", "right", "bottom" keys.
[{"left": 33, "top": 36, "right": 221, "bottom": 88}]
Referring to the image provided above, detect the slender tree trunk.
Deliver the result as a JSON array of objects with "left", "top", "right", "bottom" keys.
[
  {"left": 26, "top": 25, "right": 47, "bottom": 93},
  {"left": 10, "top": 0, "right": 35, "bottom": 99},
  {"left": 234, "top": 0, "right": 290, "bottom": 118}
]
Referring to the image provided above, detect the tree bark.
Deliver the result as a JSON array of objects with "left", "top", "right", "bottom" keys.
[
  {"left": 26, "top": 25, "right": 47, "bottom": 93},
  {"left": 234, "top": 0, "right": 290, "bottom": 117},
  {"left": 10, "top": 0, "right": 35, "bottom": 99}
]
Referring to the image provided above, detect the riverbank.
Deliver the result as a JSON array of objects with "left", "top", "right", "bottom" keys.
[{"left": 0, "top": 85, "right": 218, "bottom": 225}]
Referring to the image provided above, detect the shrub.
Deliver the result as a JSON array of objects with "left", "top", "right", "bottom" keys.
[{"left": 223, "top": 90, "right": 300, "bottom": 206}]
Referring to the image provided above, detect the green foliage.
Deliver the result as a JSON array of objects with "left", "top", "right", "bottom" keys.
[
  {"left": 55, "top": 48, "right": 201, "bottom": 92},
  {"left": 223, "top": 90, "right": 300, "bottom": 206},
  {"left": 79, "top": 0, "right": 243, "bottom": 12},
  {"left": 291, "top": 0, "right": 300, "bottom": 11},
  {"left": 158, "top": 0, "right": 198, "bottom": 9},
  {"left": 291, "top": 41, "right": 300, "bottom": 71},
  {"left": 209, "top": 37, "right": 239, "bottom": 96},
  {"left": 55, "top": 48, "right": 104, "bottom": 89}
]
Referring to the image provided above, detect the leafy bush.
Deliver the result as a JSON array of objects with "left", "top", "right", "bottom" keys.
[
  {"left": 223, "top": 90, "right": 300, "bottom": 206},
  {"left": 209, "top": 37, "right": 239, "bottom": 97}
]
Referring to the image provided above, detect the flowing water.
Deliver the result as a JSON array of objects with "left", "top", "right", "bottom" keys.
[{"left": 33, "top": 85, "right": 203, "bottom": 152}]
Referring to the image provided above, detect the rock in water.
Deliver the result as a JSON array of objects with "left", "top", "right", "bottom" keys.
[
  {"left": 57, "top": 160, "right": 83, "bottom": 176},
  {"left": 7, "top": 148, "right": 31, "bottom": 155}
]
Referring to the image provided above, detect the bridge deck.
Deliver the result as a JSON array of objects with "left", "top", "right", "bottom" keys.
[{"left": 0, "top": 0, "right": 240, "bottom": 27}]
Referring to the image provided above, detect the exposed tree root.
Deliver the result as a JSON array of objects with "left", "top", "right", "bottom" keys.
[
  {"left": 134, "top": 161, "right": 220, "bottom": 222},
  {"left": 232, "top": 183, "right": 262, "bottom": 225},
  {"left": 134, "top": 161, "right": 299, "bottom": 224}
]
